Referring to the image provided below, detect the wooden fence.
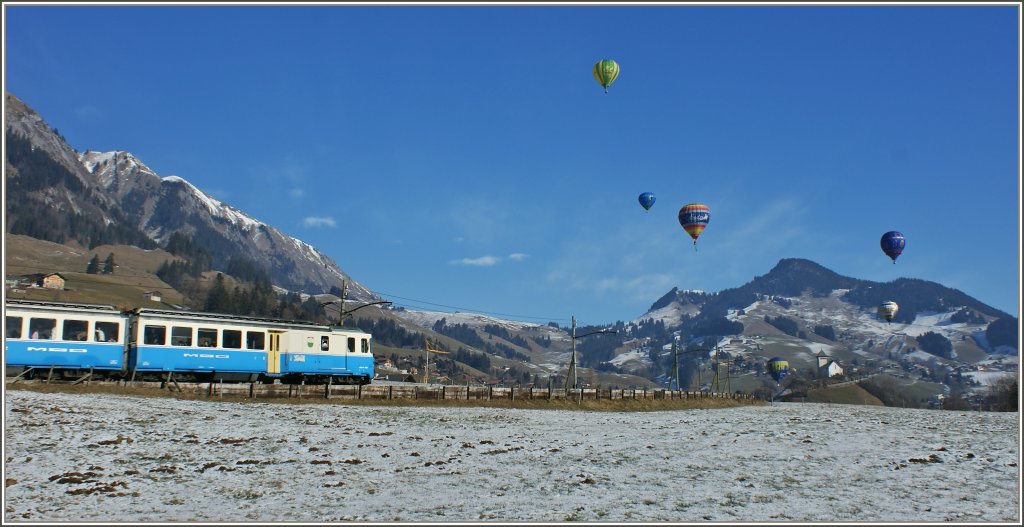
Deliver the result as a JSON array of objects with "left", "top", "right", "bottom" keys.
[
  {"left": 136, "top": 380, "right": 758, "bottom": 402},
  {"left": 8, "top": 377, "right": 760, "bottom": 402}
]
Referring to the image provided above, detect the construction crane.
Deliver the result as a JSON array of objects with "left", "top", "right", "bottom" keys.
[{"left": 423, "top": 338, "right": 449, "bottom": 384}]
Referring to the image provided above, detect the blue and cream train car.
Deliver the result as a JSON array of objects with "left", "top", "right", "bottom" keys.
[
  {"left": 4, "top": 299, "right": 130, "bottom": 378},
  {"left": 130, "top": 308, "right": 374, "bottom": 384},
  {"left": 4, "top": 300, "right": 374, "bottom": 385}
]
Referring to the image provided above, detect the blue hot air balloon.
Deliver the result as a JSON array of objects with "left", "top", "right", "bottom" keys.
[
  {"left": 766, "top": 357, "right": 790, "bottom": 383},
  {"left": 881, "top": 231, "right": 906, "bottom": 263},
  {"left": 638, "top": 192, "right": 656, "bottom": 211}
]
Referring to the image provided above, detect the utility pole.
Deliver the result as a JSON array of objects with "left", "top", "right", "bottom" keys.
[
  {"left": 338, "top": 280, "right": 347, "bottom": 321},
  {"left": 565, "top": 316, "right": 578, "bottom": 391},
  {"left": 709, "top": 340, "right": 732, "bottom": 393},
  {"left": 696, "top": 348, "right": 702, "bottom": 391},
  {"left": 711, "top": 340, "right": 721, "bottom": 393},
  {"left": 563, "top": 315, "right": 617, "bottom": 391},
  {"left": 321, "top": 280, "right": 391, "bottom": 326},
  {"left": 671, "top": 341, "right": 680, "bottom": 391}
]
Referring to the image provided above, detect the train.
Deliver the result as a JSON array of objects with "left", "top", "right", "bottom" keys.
[{"left": 4, "top": 299, "right": 374, "bottom": 385}]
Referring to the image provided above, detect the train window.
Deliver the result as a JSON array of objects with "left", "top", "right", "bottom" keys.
[
  {"left": 28, "top": 318, "right": 56, "bottom": 340},
  {"left": 143, "top": 325, "right": 167, "bottom": 345},
  {"left": 362, "top": 339, "right": 369, "bottom": 354},
  {"left": 171, "top": 326, "right": 193, "bottom": 347},
  {"left": 63, "top": 319, "right": 89, "bottom": 341},
  {"left": 6, "top": 316, "right": 22, "bottom": 338},
  {"left": 246, "top": 331, "right": 265, "bottom": 350},
  {"left": 95, "top": 321, "right": 119, "bottom": 343},
  {"left": 223, "top": 330, "right": 242, "bottom": 349},
  {"left": 321, "top": 336, "right": 330, "bottom": 351},
  {"left": 347, "top": 337, "right": 355, "bottom": 354},
  {"left": 198, "top": 328, "right": 217, "bottom": 348}
]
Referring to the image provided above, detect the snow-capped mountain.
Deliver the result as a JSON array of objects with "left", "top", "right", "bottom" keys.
[
  {"left": 388, "top": 258, "right": 1016, "bottom": 395},
  {"left": 606, "top": 258, "right": 1018, "bottom": 384},
  {"left": 5, "top": 92, "right": 375, "bottom": 301}
]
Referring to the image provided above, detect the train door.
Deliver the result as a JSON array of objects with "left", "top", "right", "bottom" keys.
[{"left": 267, "top": 331, "right": 283, "bottom": 374}]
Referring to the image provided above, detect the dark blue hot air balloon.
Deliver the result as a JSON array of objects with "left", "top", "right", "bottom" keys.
[
  {"left": 881, "top": 231, "right": 906, "bottom": 263},
  {"left": 638, "top": 192, "right": 656, "bottom": 211}
]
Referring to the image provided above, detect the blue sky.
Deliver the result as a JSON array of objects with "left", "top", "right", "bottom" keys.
[{"left": 4, "top": 2, "right": 1020, "bottom": 325}]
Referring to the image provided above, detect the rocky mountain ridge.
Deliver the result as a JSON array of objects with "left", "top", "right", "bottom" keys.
[{"left": 4, "top": 92, "right": 375, "bottom": 301}]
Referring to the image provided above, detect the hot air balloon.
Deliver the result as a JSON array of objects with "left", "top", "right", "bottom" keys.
[
  {"left": 766, "top": 357, "right": 790, "bottom": 383},
  {"left": 678, "top": 203, "right": 710, "bottom": 249},
  {"left": 878, "top": 300, "right": 899, "bottom": 323},
  {"left": 592, "top": 59, "right": 620, "bottom": 93},
  {"left": 638, "top": 192, "right": 656, "bottom": 211},
  {"left": 880, "top": 231, "right": 905, "bottom": 263}
]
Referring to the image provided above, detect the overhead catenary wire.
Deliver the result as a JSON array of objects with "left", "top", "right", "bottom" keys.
[{"left": 4, "top": 264, "right": 575, "bottom": 324}]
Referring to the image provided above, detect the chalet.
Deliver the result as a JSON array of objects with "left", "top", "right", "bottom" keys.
[
  {"left": 377, "top": 373, "right": 417, "bottom": 383},
  {"left": 41, "top": 273, "right": 66, "bottom": 290},
  {"left": 143, "top": 291, "right": 162, "bottom": 302}
]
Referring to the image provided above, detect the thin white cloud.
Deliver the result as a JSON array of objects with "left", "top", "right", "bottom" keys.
[
  {"left": 303, "top": 216, "right": 336, "bottom": 228},
  {"left": 290, "top": 188, "right": 305, "bottom": 198},
  {"left": 508, "top": 253, "right": 528, "bottom": 261},
  {"left": 572, "top": 274, "right": 676, "bottom": 301},
  {"left": 718, "top": 197, "right": 806, "bottom": 252},
  {"left": 450, "top": 255, "right": 501, "bottom": 266},
  {"left": 74, "top": 105, "right": 104, "bottom": 121}
]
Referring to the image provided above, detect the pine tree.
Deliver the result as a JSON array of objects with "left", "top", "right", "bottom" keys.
[
  {"left": 102, "top": 253, "right": 116, "bottom": 274},
  {"left": 204, "top": 273, "right": 231, "bottom": 314},
  {"left": 86, "top": 255, "right": 100, "bottom": 274}
]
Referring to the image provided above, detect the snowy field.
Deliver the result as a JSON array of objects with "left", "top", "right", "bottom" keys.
[{"left": 3, "top": 390, "right": 1020, "bottom": 523}]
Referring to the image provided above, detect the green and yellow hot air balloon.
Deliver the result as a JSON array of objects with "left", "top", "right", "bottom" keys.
[
  {"left": 592, "top": 59, "right": 620, "bottom": 93},
  {"left": 878, "top": 300, "right": 899, "bottom": 323}
]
